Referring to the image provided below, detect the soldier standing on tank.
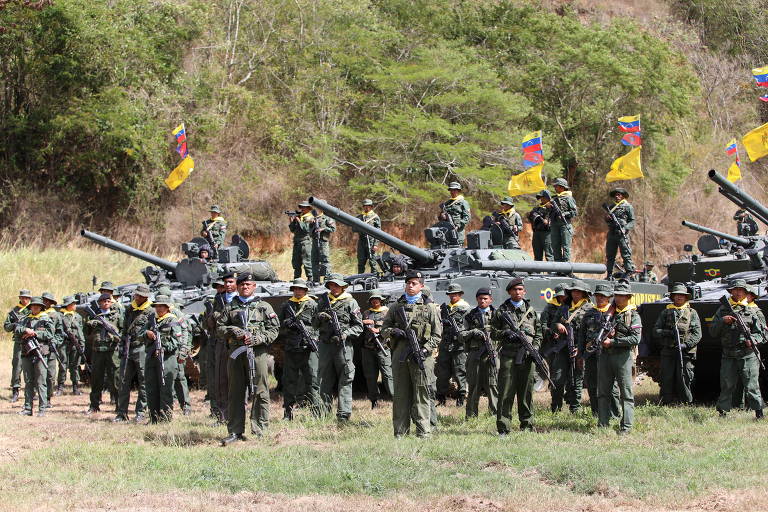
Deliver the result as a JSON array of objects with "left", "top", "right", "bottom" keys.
[
  {"left": 289, "top": 202, "right": 315, "bottom": 283},
  {"left": 596, "top": 281, "right": 641, "bottom": 433},
  {"left": 311, "top": 210, "right": 336, "bottom": 283},
  {"left": 60, "top": 296, "right": 85, "bottom": 396},
  {"left": 494, "top": 197, "right": 523, "bottom": 249},
  {"left": 528, "top": 193, "right": 553, "bottom": 261},
  {"left": 381, "top": 270, "right": 442, "bottom": 438},
  {"left": 440, "top": 182, "right": 471, "bottom": 246},
  {"left": 16, "top": 297, "right": 55, "bottom": 417},
  {"left": 638, "top": 262, "right": 658, "bottom": 283},
  {"left": 436, "top": 283, "right": 470, "bottom": 407},
  {"left": 605, "top": 188, "right": 636, "bottom": 279},
  {"left": 710, "top": 279, "right": 765, "bottom": 419},
  {"left": 313, "top": 274, "right": 363, "bottom": 422},
  {"left": 279, "top": 279, "right": 321, "bottom": 420},
  {"left": 356, "top": 199, "right": 381, "bottom": 274},
  {"left": 463, "top": 288, "right": 499, "bottom": 418},
  {"left": 653, "top": 283, "right": 701, "bottom": 405},
  {"left": 41, "top": 292, "right": 64, "bottom": 406},
  {"left": 218, "top": 273, "right": 280, "bottom": 443},
  {"left": 84, "top": 293, "right": 123, "bottom": 415},
  {"left": 734, "top": 209, "right": 759, "bottom": 237},
  {"left": 547, "top": 178, "right": 577, "bottom": 263},
  {"left": 492, "top": 278, "right": 542, "bottom": 433},
  {"left": 201, "top": 205, "right": 227, "bottom": 258},
  {"left": 5, "top": 289, "right": 31, "bottom": 403},
  {"left": 360, "top": 290, "right": 394, "bottom": 409},
  {"left": 144, "top": 295, "right": 182, "bottom": 423},
  {"left": 114, "top": 284, "right": 152, "bottom": 423}
]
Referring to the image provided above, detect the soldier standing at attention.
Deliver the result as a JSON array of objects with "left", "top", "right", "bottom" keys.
[
  {"left": 289, "top": 202, "right": 315, "bottom": 283},
  {"left": 97, "top": 281, "right": 123, "bottom": 405},
  {"left": 491, "top": 278, "right": 542, "bottom": 433},
  {"left": 605, "top": 187, "right": 636, "bottom": 279},
  {"left": 527, "top": 193, "right": 553, "bottom": 261},
  {"left": 311, "top": 209, "right": 336, "bottom": 283},
  {"left": 115, "top": 284, "right": 152, "bottom": 423},
  {"left": 313, "top": 274, "right": 363, "bottom": 422},
  {"left": 653, "top": 283, "right": 701, "bottom": 405},
  {"left": 539, "top": 284, "right": 567, "bottom": 409},
  {"left": 204, "top": 278, "right": 226, "bottom": 421},
  {"left": 440, "top": 182, "right": 471, "bottom": 246},
  {"left": 41, "top": 292, "right": 64, "bottom": 405},
  {"left": 360, "top": 290, "right": 394, "bottom": 409},
  {"left": 436, "top": 283, "right": 470, "bottom": 407},
  {"left": 16, "top": 297, "right": 55, "bottom": 417},
  {"left": 494, "top": 197, "right": 523, "bottom": 249},
  {"left": 144, "top": 295, "right": 182, "bottom": 423},
  {"left": 60, "top": 296, "right": 85, "bottom": 396},
  {"left": 5, "top": 289, "right": 31, "bottom": 403},
  {"left": 201, "top": 205, "right": 227, "bottom": 258},
  {"left": 734, "top": 209, "right": 759, "bottom": 237},
  {"left": 462, "top": 288, "right": 499, "bottom": 418},
  {"left": 218, "top": 273, "right": 280, "bottom": 444},
  {"left": 597, "top": 281, "right": 641, "bottom": 433},
  {"left": 278, "top": 279, "right": 321, "bottom": 420},
  {"left": 84, "top": 293, "right": 123, "bottom": 414},
  {"left": 547, "top": 178, "right": 577, "bottom": 263},
  {"left": 356, "top": 199, "right": 381, "bottom": 274},
  {"left": 214, "top": 273, "right": 238, "bottom": 423},
  {"left": 710, "top": 279, "right": 765, "bottom": 419},
  {"left": 381, "top": 270, "right": 442, "bottom": 438}
]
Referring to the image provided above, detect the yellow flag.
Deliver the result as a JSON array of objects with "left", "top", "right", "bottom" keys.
[
  {"left": 742, "top": 121, "right": 768, "bottom": 162},
  {"left": 165, "top": 156, "right": 194, "bottom": 190},
  {"left": 606, "top": 146, "right": 643, "bottom": 183},
  {"left": 727, "top": 161, "right": 742, "bottom": 183},
  {"left": 507, "top": 164, "right": 546, "bottom": 196}
]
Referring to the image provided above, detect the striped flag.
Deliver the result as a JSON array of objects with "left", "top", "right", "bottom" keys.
[
  {"left": 172, "top": 123, "right": 189, "bottom": 158},
  {"left": 751, "top": 66, "right": 768, "bottom": 102},
  {"left": 618, "top": 115, "right": 642, "bottom": 146},
  {"left": 521, "top": 130, "right": 544, "bottom": 169},
  {"left": 726, "top": 138, "right": 741, "bottom": 183}
]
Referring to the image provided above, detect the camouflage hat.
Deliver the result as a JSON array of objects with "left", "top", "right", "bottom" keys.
[
  {"left": 446, "top": 283, "right": 464, "bottom": 295},
  {"left": 368, "top": 289, "right": 385, "bottom": 301},
  {"left": 552, "top": 284, "right": 567, "bottom": 297},
  {"left": 28, "top": 296, "right": 45, "bottom": 308},
  {"left": 500, "top": 196, "right": 515, "bottom": 206},
  {"left": 610, "top": 187, "right": 629, "bottom": 198},
  {"left": 298, "top": 201, "right": 311, "bottom": 208},
  {"left": 567, "top": 280, "right": 592, "bottom": 294},
  {"left": 447, "top": 181, "right": 462, "bottom": 190},
  {"left": 668, "top": 283, "right": 691, "bottom": 297},
  {"left": 362, "top": 199, "right": 374, "bottom": 206},
  {"left": 99, "top": 281, "right": 116, "bottom": 292},
  {"left": 593, "top": 283, "right": 614, "bottom": 297},
  {"left": 18, "top": 289, "right": 32, "bottom": 298},
  {"left": 61, "top": 295, "right": 77, "bottom": 307},
  {"left": 157, "top": 284, "right": 172, "bottom": 296},
  {"left": 41, "top": 292, "right": 57, "bottom": 304},
  {"left": 726, "top": 278, "right": 749, "bottom": 291},
  {"left": 209, "top": 205, "right": 222, "bottom": 213},
  {"left": 289, "top": 278, "right": 309, "bottom": 290},
  {"left": 152, "top": 295, "right": 174, "bottom": 308},
  {"left": 476, "top": 287, "right": 492, "bottom": 297},
  {"left": 747, "top": 285, "right": 760, "bottom": 297},
  {"left": 325, "top": 273, "right": 348, "bottom": 287},
  {"left": 505, "top": 277, "right": 525, "bottom": 291},
  {"left": 613, "top": 281, "right": 633, "bottom": 296},
  {"left": 134, "top": 284, "right": 151, "bottom": 298},
  {"left": 212, "top": 278, "right": 225, "bottom": 288},
  {"left": 552, "top": 178, "right": 570, "bottom": 189}
]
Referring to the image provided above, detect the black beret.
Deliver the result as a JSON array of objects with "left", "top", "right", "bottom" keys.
[
  {"left": 505, "top": 278, "right": 525, "bottom": 291},
  {"left": 236, "top": 273, "right": 257, "bottom": 284},
  {"left": 404, "top": 270, "right": 423, "bottom": 280},
  {"left": 475, "top": 288, "right": 491, "bottom": 297}
]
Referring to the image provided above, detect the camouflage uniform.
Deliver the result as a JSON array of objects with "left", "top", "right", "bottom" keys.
[
  {"left": 528, "top": 195, "right": 553, "bottom": 261},
  {"left": 605, "top": 188, "right": 636, "bottom": 275},
  {"left": 144, "top": 299, "right": 183, "bottom": 423},
  {"left": 59, "top": 298, "right": 85, "bottom": 394},
  {"left": 289, "top": 206, "right": 315, "bottom": 282},
  {"left": 463, "top": 305, "right": 499, "bottom": 417},
  {"left": 213, "top": 290, "right": 237, "bottom": 422},
  {"left": 441, "top": 182, "right": 471, "bottom": 245},
  {"left": 116, "top": 291, "right": 152, "bottom": 421},
  {"left": 172, "top": 309, "right": 193, "bottom": 415},
  {"left": 42, "top": 294, "right": 65, "bottom": 401},
  {"left": 84, "top": 299, "right": 123, "bottom": 412},
  {"left": 359, "top": 291, "right": 394, "bottom": 405},
  {"left": 311, "top": 212, "right": 336, "bottom": 281},
  {"left": 99, "top": 282, "right": 124, "bottom": 402},
  {"left": 4, "top": 292, "right": 30, "bottom": 398},
  {"left": 16, "top": 303, "right": 55, "bottom": 415},
  {"left": 202, "top": 205, "right": 227, "bottom": 253},
  {"left": 436, "top": 292, "right": 471, "bottom": 404},
  {"left": 495, "top": 198, "right": 523, "bottom": 249},
  {"left": 356, "top": 200, "right": 381, "bottom": 274},
  {"left": 548, "top": 179, "right": 577, "bottom": 263},
  {"left": 735, "top": 210, "right": 759, "bottom": 237}
]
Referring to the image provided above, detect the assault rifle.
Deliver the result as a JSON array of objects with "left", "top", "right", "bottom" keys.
[
  {"left": 61, "top": 317, "right": 91, "bottom": 372},
  {"left": 86, "top": 305, "right": 122, "bottom": 340},
  {"left": 48, "top": 339, "right": 64, "bottom": 366},
  {"left": 440, "top": 303, "right": 463, "bottom": 350},
  {"left": 396, "top": 306, "right": 434, "bottom": 399},
  {"left": 541, "top": 300, "right": 576, "bottom": 387},
  {"left": 475, "top": 309, "right": 498, "bottom": 367},
  {"left": 439, "top": 202, "right": 459, "bottom": 241},
  {"left": 541, "top": 190, "right": 567, "bottom": 224},
  {"left": 22, "top": 337, "right": 49, "bottom": 369},
  {"left": 498, "top": 310, "right": 550, "bottom": 384},
  {"left": 602, "top": 203, "right": 630, "bottom": 247},
  {"left": 492, "top": 211, "right": 518, "bottom": 237},
  {"left": 284, "top": 304, "right": 319, "bottom": 352},
  {"left": 236, "top": 309, "right": 257, "bottom": 397},
  {"left": 148, "top": 314, "right": 165, "bottom": 387},
  {"left": 364, "top": 320, "right": 386, "bottom": 353},
  {"left": 584, "top": 304, "right": 615, "bottom": 359},
  {"left": 718, "top": 295, "right": 765, "bottom": 370},
  {"left": 671, "top": 310, "right": 688, "bottom": 388},
  {"left": 321, "top": 293, "right": 349, "bottom": 363}
]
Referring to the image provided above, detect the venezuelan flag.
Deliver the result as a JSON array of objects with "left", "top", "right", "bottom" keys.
[
  {"left": 621, "top": 133, "right": 642, "bottom": 146},
  {"left": 172, "top": 123, "right": 187, "bottom": 142},
  {"left": 618, "top": 115, "right": 640, "bottom": 133},
  {"left": 752, "top": 66, "right": 768, "bottom": 87},
  {"left": 726, "top": 139, "right": 738, "bottom": 156},
  {"left": 521, "top": 130, "right": 544, "bottom": 169}
]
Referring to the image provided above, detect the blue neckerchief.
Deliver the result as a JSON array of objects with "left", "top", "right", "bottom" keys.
[
  {"left": 510, "top": 300, "right": 524, "bottom": 309},
  {"left": 479, "top": 306, "right": 491, "bottom": 314},
  {"left": 225, "top": 291, "right": 237, "bottom": 303},
  {"left": 238, "top": 295, "right": 256, "bottom": 303},
  {"left": 405, "top": 292, "right": 422, "bottom": 304},
  {"left": 99, "top": 308, "right": 110, "bottom": 314}
]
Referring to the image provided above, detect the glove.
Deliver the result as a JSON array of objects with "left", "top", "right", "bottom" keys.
[
  {"left": 502, "top": 329, "right": 515, "bottom": 339},
  {"left": 421, "top": 348, "right": 431, "bottom": 358},
  {"left": 317, "top": 312, "right": 332, "bottom": 322},
  {"left": 390, "top": 328, "right": 406, "bottom": 339}
]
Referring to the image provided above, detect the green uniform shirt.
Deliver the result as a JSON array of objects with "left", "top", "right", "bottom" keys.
[
  {"left": 440, "top": 300, "right": 471, "bottom": 352},
  {"left": 14, "top": 312, "right": 55, "bottom": 347},
  {"left": 144, "top": 313, "right": 183, "bottom": 353},
  {"left": 289, "top": 213, "right": 314, "bottom": 242},
  {"left": 4, "top": 305, "right": 28, "bottom": 335},
  {"left": 217, "top": 296, "right": 280, "bottom": 348},
  {"left": 709, "top": 301, "right": 767, "bottom": 358},
  {"left": 605, "top": 305, "right": 641, "bottom": 350},
  {"left": 84, "top": 304, "right": 123, "bottom": 352},
  {"left": 652, "top": 305, "right": 702, "bottom": 356},
  {"left": 60, "top": 311, "right": 85, "bottom": 347},
  {"left": 462, "top": 306, "right": 497, "bottom": 352},
  {"left": 549, "top": 193, "right": 577, "bottom": 225},
  {"left": 356, "top": 211, "right": 381, "bottom": 248},
  {"left": 441, "top": 196, "right": 471, "bottom": 232},
  {"left": 490, "top": 298, "right": 542, "bottom": 358},
  {"left": 607, "top": 200, "right": 635, "bottom": 233},
  {"left": 202, "top": 217, "right": 228, "bottom": 248},
  {"left": 312, "top": 293, "right": 363, "bottom": 343},
  {"left": 123, "top": 301, "right": 154, "bottom": 348},
  {"left": 311, "top": 214, "right": 336, "bottom": 242},
  {"left": 278, "top": 298, "right": 319, "bottom": 352},
  {"left": 361, "top": 306, "right": 389, "bottom": 350},
  {"left": 578, "top": 305, "right": 611, "bottom": 354},
  {"left": 381, "top": 295, "right": 442, "bottom": 352}
]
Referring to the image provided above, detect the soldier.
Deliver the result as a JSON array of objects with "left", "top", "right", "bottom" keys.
[
  {"left": 114, "top": 284, "right": 152, "bottom": 423},
  {"left": 597, "top": 281, "right": 641, "bottom": 433},
  {"left": 59, "top": 296, "right": 85, "bottom": 396},
  {"left": 734, "top": 209, "right": 759, "bottom": 237},
  {"left": 462, "top": 288, "right": 499, "bottom": 418},
  {"left": 313, "top": 273, "right": 363, "bottom": 422},
  {"left": 493, "top": 197, "right": 523, "bottom": 249},
  {"left": 547, "top": 178, "right": 577, "bottom": 263},
  {"left": 98, "top": 281, "right": 123, "bottom": 405},
  {"left": 214, "top": 273, "right": 238, "bottom": 423},
  {"left": 440, "top": 182, "right": 471, "bottom": 246},
  {"left": 710, "top": 279, "right": 765, "bottom": 419},
  {"left": 84, "top": 293, "right": 123, "bottom": 415},
  {"left": 155, "top": 284, "right": 192, "bottom": 416},
  {"left": 653, "top": 283, "right": 701, "bottom": 405},
  {"left": 578, "top": 283, "right": 621, "bottom": 417},
  {"left": 5, "top": 289, "right": 31, "bottom": 403},
  {"left": 638, "top": 262, "right": 658, "bottom": 283},
  {"left": 201, "top": 205, "right": 227, "bottom": 258},
  {"left": 527, "top": 193, "right": 553, "bottom": 261},
  {"left": 15, "top": 297, "right": 55, "bottom": 417},
  {"left": 144, "top": 295, "right": 182, "bottom": 423},
  {"left": 289, "top": 202, "right": 315, "bottom": 283},
  {"left": 218, "top": 273, "right": 280, "bottom": 443},
  {"left": 381, "top": 270, "right": 442, "bottom": 437},
  {"left": 278, "top": 278, "right": 321, "bottom": 420},
  {"left": 360, "top": 290, "right": 394, "bottom": 409},
  {"left": 436, "top": 283, "right": 470, "bottom": 407},
  {"left": 311, "top": 210, "right": 336, "bottom": 282},
  {"left": 203, "top": 278, "right": 226, "bottom": 420},
  {"left": 41, "top": 292, "right": 64, "bottom": 404},
  {"left": 605, "top": 187, "right": 636, "bottom": 279},
  {"left": 356, "top": 199, "right": 381, "bottom": 274}
]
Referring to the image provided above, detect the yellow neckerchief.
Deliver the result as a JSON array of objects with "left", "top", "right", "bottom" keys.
[
  {"left": 361, "top": 210, "right": 377, "bottom": 219},
  {"left": 594, "top": 304, "right": 611, "bottom": 313},
  {"left": 44, "top": 307, "right": 57, "bottom": 316},
  {"left": 210, "top": 216, "right": 225, "bottom": 223},
  {"left": 447, "top": 194, "right": 465, "bottom": 203},
  {"left": 289, "top": 296, "right": 311, "bottom": 303},
  {"left": 368, "top": 306, "right": 387, "bottom": 313},
  {"left": 63, "top": 310, "right": 77, "bottom": 316},
  {"left": 615, "top": 303, "right": 636, "bottom": 314},
  {"left": 300, "top": 211, "right": 314, "bottom": 221},
  {"left": 329, "top": 292, "right": 351, "bottom": 304},
  {"left": 609, "top": 199, "right": 627, "bottom": 213},
  {"left": 500, "top": 206, "right": 516, "bottom": 217},
  {"left": 157, "top": 312, "right": 177, "bottom": 322},
  {"left": 569, "top": 298, "right": 588, "bottom": 311},
  {"left": 27, "top": 312, "right": 46, "bottom": 319},
  {"left": 729, "top": 297, "right": 757, "bottom": 308},
  {"left": 666, "top": 302, "right": 690, "bottom": 310},
  {"left": 448, "top": 299, "right": 470, "bottom": 309},
  {"left": 16, "top": 303, "right": 26, "bottom": 310},
  {"left": 130, "top": 299, "right": 152, "bottom": 311},
  {"left": 557, "top": 190, "right": 573, "bottom": 197},
  {"left": 548, "top": 298, "right": 563, "bottom": 307}
]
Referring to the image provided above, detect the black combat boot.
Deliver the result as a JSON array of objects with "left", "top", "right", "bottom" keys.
[
  {"left": 220, "top": 433, "right": 246, "bottom": 446},
  {"left": 54, "top": 384, "right": 63, "bottom": 397},
  {"left": 455, "top": 395, "right": 464, "bottom": 407},
  {"left": 283, "top": 407, "right": 293, "bottom": 421},
  {"left": 10, "top": 388, "right": 19, "bottom": 402},
  {"left": 73, "top": 384, "right": 81, "bottom": 396},
  {"left": 756, "top": 409, "right": 764, "bottom": 420},
  {"left": 370, "top": 399, "right": 378, "bottom": 409},
  {"left": 436, "top": 395, "right": 446, "bottom": 407}
]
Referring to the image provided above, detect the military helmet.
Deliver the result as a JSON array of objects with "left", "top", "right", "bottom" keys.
[
  {"left": 447, "top": 181, "right": 462, "bottom": 190},
  {"left": 134, "top": 284, "right": 151, "bottom": 298},
  {"left": 28, "top": 296, "right": 46, "bottom": 308},
  {"left": 325, "top": 273, "right": 348, "bottom": 287},
  {"left": 668, "top": 283, "right": 691, "bottom": 297},
  {"left": 289, "top": 278, "right": 309, "bottom": 290},
  {"left": 446, "top": 283, "right": 464, "bottom": 295},
  {"left": 613, "top": 281, "right": 633, "bottom": 296},
  {"left": 566, "top": 280, "right": 591, "bottom": 294},
  {"left": 41, "top": 292, "right": 57, "bottom": 304},
  {"left": 362, "top": 199, "right": 374, "bottom": 206},
  {"left": 593, "top": 283, "right": 614, "bottom": 297},
  {"left": 152, "top": 295, "right": 174, "bottom": 308},
  {"left": 368, "top": 289, "right": 385, "bottom": 301},
  {"left": 552, "top": 178, "right": 570, "bottom": 189},
  {"left": 60, "top": 295, "right": 77, "bottom": 307},
  {"left": 500, "top": 196, "right": 515, "bottom": 206},
  {"left": 726, "top": 278, "right": 749, "bottom": 291},
  {"left": 610, "top": 187, "right": 629, "bottom": 198},
  {"left": 18, "top": 289, "right": 32, "bottom": 298},
  {"left": 209, "top": 205, "right": 222, "bottom": 213}
]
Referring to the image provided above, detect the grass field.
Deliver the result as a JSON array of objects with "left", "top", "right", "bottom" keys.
[{"left": 0, "top": 248, "right": 767, "bottom": 511}]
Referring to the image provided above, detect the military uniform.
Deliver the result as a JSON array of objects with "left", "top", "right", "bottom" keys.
[
  {"left": 116, "top": 288, "right": 152, "bottom": 421},
  {"left": 202, "top": 283, "right": 224, "bottom": 419},
  {"left": 360, "top": 290, "right": 394, "bottom": 406},
  {"left": 59, "top": 297, "right": 85, "bottom": 395},
  {"left": 202, "top": 205, "right": 227, "bottom": 255},
  {"left": 548, "top": 178, "right": 577, "bottom": 263},
  {"left": 99, "top": 282, "right": 124, "bottom": 403},
  {"left": 495, "top": 198, "right": 523, "bottom": 249},
  {"left": 709, "top": 280, "right": 766, "bottom": 416},
  {"left": 144, "top": 297, "right": 183, "bottom": 423},
  {"left": 289, "top": 204, "right": 315, "bottom": 282},
  {"left": 527, "top": 198, "right": 553, "bottom": 261},
  {"left": 441, "top": 182, "right": 471, "bottom": 245},
  {"left": 84, "top": 299, "right": 123, "bottom": 412},
  {"left": 463, "top": 304, "right": 499, "bottom": 417},
  {"left": 436, "top": 288, "right": 471, "bottom": 405},
  {"left": 652, "top": 284, "right": 701, "bottom": 405},
  {"left": 16, "top": 298, "right": 55, "bottom": 415},
  {"left": 605, "top": 188, "right": 636, "bottom": 276},
  {"left": 4, "top": 290, "right": 30, "bottom": 400},
  {"left": 356, "top": 200, "right": 381, "bottom": 274},
  {"left": 735, "top": 210, "right": 759, "bottom": 237},
  {"left": 213, "top": 289, "right": 237, "bottom": 422},
  {"left": 311, "top": 212, "right": 336, "bottom": 281},
  {"left": 42, "top": 293, "right": 65, "bottom": 401},
  {"left": 172, "top": 310, "right": 193, "bottom": 415},
  {"left": 313, "top": 275, "right": 363, "bottom": 420}
]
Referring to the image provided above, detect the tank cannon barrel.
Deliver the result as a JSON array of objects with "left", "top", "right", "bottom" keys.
[
  {"left": 681, "top": 221, "right": 751, "bottom": 247},
  {"left": 471, "top": 259, "right": 606, "bottom": 275},
  {"left": 81, "top": 229, "right": 178, "bottom": 273},
  {"left": 709, "top": 169, "right": 768, "bottom": 226},
  {"left": 308, "top": 197, "right": 435, "bottom": 265}
]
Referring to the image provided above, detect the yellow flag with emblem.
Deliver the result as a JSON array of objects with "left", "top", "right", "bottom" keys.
[
  {"left": 606, "top": 146, "right": 643, "bottom": 183},
  {"left": 726, "top": 161, "right": 742, "bottom": 183},
  {"left": 164, "top": 155, "right": 195, "bottom": 190},
  {"left": 742, "top": 121, "right": 768, "bottom": 162},
  {"left": 507, "top": 163, "right": 546, "bottom": 196}
]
